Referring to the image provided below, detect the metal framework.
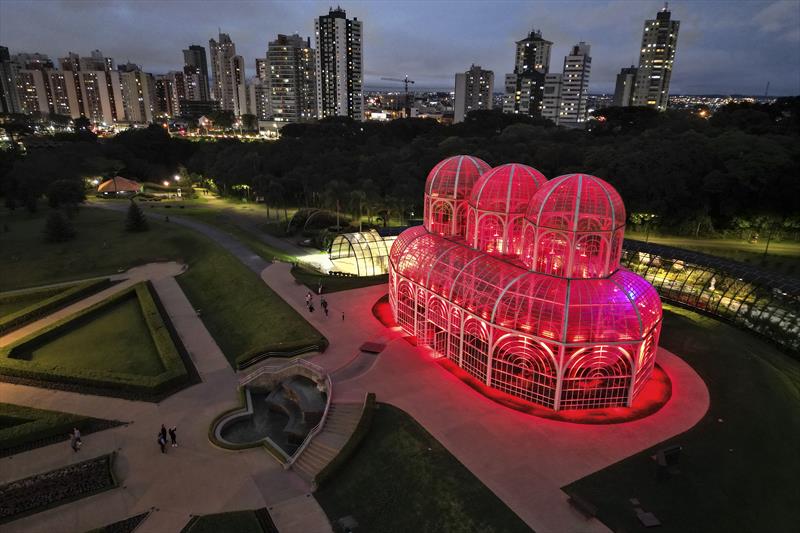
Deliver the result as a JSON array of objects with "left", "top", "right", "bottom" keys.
[
  {"left": 390, "top": 157, "right": 663, "bottom": 411},
  {"left": 329, "top": 229, "right": 394, "bottom": 276},
  {"left": 621, "top": 240, "right": 800, "bottom": 354}
]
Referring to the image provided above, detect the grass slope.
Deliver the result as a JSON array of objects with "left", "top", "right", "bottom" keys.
[
  {"left": 23, "top": 294, "right": 163, "bottom": 376},
  {"left": 0, "top": 207, "right": 324, "bottom": 368},
  {"left": 316, "top": 403, "right": 532, "bottom": 533},
  {"left": 0, "top": 289, "right": 63, "bottom": 317},
  {"left": 565, "top": 304, "right": 800, "bottom": 532},
  {"left": 0, "top": 403, "right": 119, "bottom": 456}
]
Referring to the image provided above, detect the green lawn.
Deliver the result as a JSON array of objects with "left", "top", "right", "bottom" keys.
[
  {"left": 0, "top": 288, "right": 62, "bottom": 317},
  {"left": 564, "top": 304, "right": 800, "bottom": 532},
  {"left": 181, "top": 510, "right": 265, "bottom": 533},
  {"left": 20, "top": 294, "right": 163, "bottom": 376},
  {"left": 291, "top": 265, "right": 388, "bottom": 293},
  {"left": 0, "top": 206, "right": 325, "bottom": 368},
  {"left": 315, "top": 403, "right": 532, "bottom": 533},
  {"left": 0, "top": 403, "right": 118, "bottom": 456}
]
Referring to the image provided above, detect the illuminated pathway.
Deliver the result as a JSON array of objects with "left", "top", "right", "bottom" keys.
[{"left": 260, "top": 262, "right": 711, "bottom": 533}]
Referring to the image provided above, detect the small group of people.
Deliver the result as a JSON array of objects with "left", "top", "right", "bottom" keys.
[
  {"left": 305, "top": 291, "right": 330, "bottom": 316},
  {"left": 157, "top": 424, "right": 178, "bottom": 454},
  {"left": 69, "top": 427, "right": 82, "bottom": 452}
]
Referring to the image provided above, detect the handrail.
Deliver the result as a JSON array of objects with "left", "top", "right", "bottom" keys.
[{"left": 238, "top": 357, "right": 333, "bottom": 468}]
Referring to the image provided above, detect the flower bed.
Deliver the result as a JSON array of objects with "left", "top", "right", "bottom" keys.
[{"left": 0, "top": 453, "right": 118, "bottom": 523}]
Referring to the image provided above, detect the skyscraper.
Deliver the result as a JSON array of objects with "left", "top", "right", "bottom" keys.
[
  {"left": 267, "top": 33, "right": 317, "bottom": 123},
  {"left": 559, "top": 42, "right": 591, "bottom": 127},
  {"left": 209, "top": 32, "right": 238, "bottom": 112},
  {"left": 231, "top": 54, "right": 247, "bottom": 116},
  {"left": 541, "top": 73, "right": 562, "bottom": 123},
  {"left": 632, "top": 6, "right": 679, "bottom": 110},
  {"left": 613, "top": 66, "right": 638, "bottom": 107},
  {"left": 58, "top": 50, "right": 124, "bottom": 124},
  {"left": 118, "top": 63, "right": 156, "bottom": 123},
  {"left": 314, "top": 7, "right": 363, "bottom": 120},
  {"left": 454, "top": 64, "right": 494, "bottom": 123},
  {"left": 503, "top": 30, "right": 552, "bottom": 117},
  {"left": 0, "top": 46, "right": 22, "bottom": 114},
  {"left": 182, "top": 45, "right": 210, "bottom": 101}
]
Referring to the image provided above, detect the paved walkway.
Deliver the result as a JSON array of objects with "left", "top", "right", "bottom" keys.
[
  {"left": 1, "top": 264, "right": 329, "bottom": 533},
  {"left": 257, "top": 263, "right": 710, "bottom": 533}
]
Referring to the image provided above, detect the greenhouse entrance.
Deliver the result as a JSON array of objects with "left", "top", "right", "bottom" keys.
[{"left": 328, "top": 229, "right": 397, "bottom": 276}]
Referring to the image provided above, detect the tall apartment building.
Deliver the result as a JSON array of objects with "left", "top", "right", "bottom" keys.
[
  {"left": 0, "top": 46, "right": 22, "bottom": 114},
  {"left": 503, "top": 30, "right": 552, "bottom": 117},
  {"left": 314, "top": 7, "right": 363, "bottom": 120},
  {"left": 613, "top": 66, "right": 638, "bottom": 107},
  {"left": 16, "top": 69, "right": 49, "bottom": 114},
  {"left": 267, "top": 33, "right": 317, "bottom": 123},
  {"left": 118, "top": 63, "right": 156, "bottom": 123},
  {"left": 46, "top": 70, "right": 80, "bottom": 116},
  {"left": 209, "top": 32, "right": 239, "bottom": 112},
  {"left": 632, "top": 6, "right": 679, "bottom": 110},
  {"left": 454, "top": 64, "right": 493, "bottom": 123},
  {"left": 247, "top": 78, "right": 271, "bottom": 120},
  {"left": 58, "top": 50, "right": 125, "bottom": 124},
  {"left": 231, "top": 55, "right": 247, "bottom": 116},
  {"left": 182, "top": 45, "right": 210, "bottom": 101},
  {"left": 541, "top": 73, "right": 562, "bottom": 123},
  {"left": 559, "top": 42, "right": 591, "bottom": 127}
]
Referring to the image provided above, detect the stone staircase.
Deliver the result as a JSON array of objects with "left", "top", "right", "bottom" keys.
[{"left": 291, "top": 402, "right": 364, "bottom": 485}]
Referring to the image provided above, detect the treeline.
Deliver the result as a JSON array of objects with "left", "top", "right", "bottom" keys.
[{"left": 1, "top": 97, "right": 798, "bottom": 237}]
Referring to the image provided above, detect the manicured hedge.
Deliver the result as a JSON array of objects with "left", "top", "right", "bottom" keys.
[
  {"left": 314, "top": 393, "right": 376, "bottom": 488},
  {"left": 0, "top": 403, "right": 122, "bottom": 457},
  {"left": 0, "top": 283, "right": 189, "bottom": 399},
  {"left": 0, "top": 278, "right": 114, "bottom": 335}
]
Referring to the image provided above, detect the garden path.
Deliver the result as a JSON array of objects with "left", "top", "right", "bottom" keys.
[{"left": 0, "top": 264, "right": 331, "bottom": 533}]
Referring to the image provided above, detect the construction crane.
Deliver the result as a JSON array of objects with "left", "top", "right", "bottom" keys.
[{"left": 380, "top": 75, "right": 415, "bottom": 118}]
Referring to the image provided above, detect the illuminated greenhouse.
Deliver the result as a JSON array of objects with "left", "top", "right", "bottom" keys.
[{"left": 389, "top": 157, "right": 663, "bottom": 411}]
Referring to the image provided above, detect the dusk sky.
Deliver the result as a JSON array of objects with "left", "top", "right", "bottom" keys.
[{"left": 1, "top": 0, "right": 799, "bottom": 95}]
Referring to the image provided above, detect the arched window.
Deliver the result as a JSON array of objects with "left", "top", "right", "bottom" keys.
[
  {"left": 462, "top": 318, "right": 490, "bottom": 382},
  {"left": 560, "top": 346, "right": 633, "bottom": 409},
  {"left": 425, "top": 296, "right": 450, "bottom": 357},
  {"left": 536, "top": 231, "right": 570, "bottom": 277},
  {"left": 491, "top": 335, "right": 558, "bottom": 407},
  {"left": 396, "top": 282, "right": 415, "bottom": 334},
  {"left": 430, "top": 201, "right": 453, "bottom": 236},
  {"left": 455, "top": 203, "right": 470, "bottom": 239},
  {"left": 476, "top": 214, "right": 506, "bottom": 254},
  {"left": 571, "top": 234, "right": 608, "bottom": 278}
]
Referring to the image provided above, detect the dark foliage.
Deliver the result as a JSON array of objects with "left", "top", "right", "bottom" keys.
[
  {"left": 124, "top": 201, "right": 148, "bottom": 232},
  {"left": 43, "top": 210, "right": 75, "bottom": 242},
  {"left": 46, "top": 179, "right": 86, "bottom": 210}
]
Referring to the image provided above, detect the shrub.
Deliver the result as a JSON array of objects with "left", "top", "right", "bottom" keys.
[
  {"left": 43, "top": 210, "right": 75, "bottom": 242},
  {"left": 125, "top": 200, "right": 148, "bottom": 232},
  {"left": 46, "top": 179, "right": 86, "bottom": 210}
]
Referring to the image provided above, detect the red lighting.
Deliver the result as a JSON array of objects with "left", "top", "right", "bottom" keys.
[{"left": 389, "top": 157, "right": 663, "bottom": 411}]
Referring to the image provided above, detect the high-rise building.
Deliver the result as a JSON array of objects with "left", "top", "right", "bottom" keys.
[
  {"left": 454, "top": 64, "right": 494, "bottom": 123},
  {"left": 541, "top": 73, "right": 562, "bottom": 123},
  {"left": 46, "top": 70, "right": 80, "bottom": 117},
  {"left": 267, "top": 33, "right": 317, "bottom": 123},
  {"left": 255, "top": 58, "right": 268, "bottom": 82},
  {"left": 118, "top": 64, "right": 156, "bottom": 123},
  {"left": 11, "top": 52, "right": 54, "bottom": 71},
  {"left": 78, "top": 69, "right": 124, "bottom": 124},
  {"left": 16, "top": 69, "right": 49, "bottom": 114},
  {"left": 0, "top": 46, "right": 22, "bottom": 114},
  {"left": 231, "top": 54, "right": 247, "bottom": 116},
  {"left": 503, "top": 30, "right": 552, "bottom": 117},
  {"left": 632, "top": 6, "right": 679, "bottom": 110},
  {"left": 154, "top": 74, "right": 176, "bottom": 117},
  {"left": 209, "top": 32, "right": 238, "bottom": 112},
  {"left": 314, "top": 7, "right": 363, "bottom": 120},
  {"left": 613, "top": 66, "right": 638, "bottom": 107},
  {"left": 182, "top": 45, "right": 210, "bottom": 101},
  {"left": 247, "top": 78, "right": 271, "bottom": 121},
  {"left": 557, "top": 42, "right": 592, "bottom": 127}
]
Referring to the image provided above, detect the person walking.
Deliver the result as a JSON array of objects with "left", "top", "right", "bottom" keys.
[
  {"left": 160, "top": 424, "right": 167, "bottom": 443},
  {"left": 69, "top": 433, "right": 79, "bottom": 452},
  {"left": 158, "top": 433, "right": 167, "bottom": 454},
  {"left": 169, "top": 427, "right": 178, "bottom": 447},
  {"left": 321, "top": 297, "right": 328, "bottom": 317},
  {"left": 309, "top": 303, "right": 315, "bottom": 313},
  {"left": 73, "top": 427, "right": 82, "bottom": 446},
  {"left": 341, "top": 311, "right": 345, "bottom": 321}
]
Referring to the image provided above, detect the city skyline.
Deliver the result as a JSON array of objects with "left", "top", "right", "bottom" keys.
[{"left": 1, "top": 0, "right": 798, "bottom": 96}]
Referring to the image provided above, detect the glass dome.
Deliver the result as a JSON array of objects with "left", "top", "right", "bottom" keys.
[
  {"left": 522, "top": 174, "right": 626, "bottom": 279},
  {"left": 466, "top": 163, "right": 548, "bottom": 255},
  {"left": 423, "top": 155, "right": 491, "bottom": 238}
]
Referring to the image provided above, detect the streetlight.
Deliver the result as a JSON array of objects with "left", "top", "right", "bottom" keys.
[
  {"left": 174, "top": 175, "right": 180, "bottom": 182},
  {"left": 162, "top": 180, "right": 169, "bottom": 187}
]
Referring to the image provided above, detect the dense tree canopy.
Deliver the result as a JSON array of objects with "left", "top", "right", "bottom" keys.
[{"left": 1, "top": 97, "right": 798, "bottom": 236}]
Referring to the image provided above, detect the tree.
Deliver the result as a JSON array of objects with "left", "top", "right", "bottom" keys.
[
  {"left": 209, "top": 110, "right": 235, "bottom": 130},
  {"left": 43, "top": 210, "right": 75, "bottom": 242},
  {"left": 125, "top": 200, "right": 148, "bottom": 232},
  {"left": 241, "top": 114, "right": 258, "bottom": 131},
  {"left": 47, "top": 179, "right": 86, "bottom": 212}
]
